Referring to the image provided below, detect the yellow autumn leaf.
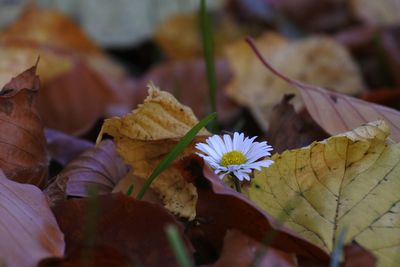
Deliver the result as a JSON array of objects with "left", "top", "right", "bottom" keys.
[
  {"left": 98, "top": 83, "right": 209, "bottom": 219},
  {"left": 247, "top": 120, "right": 400, "bottom": 267}
]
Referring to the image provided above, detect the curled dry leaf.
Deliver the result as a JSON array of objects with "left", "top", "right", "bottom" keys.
[
  {"left": 44, "top": 140, "right": 128, "bottom": 207},
  {"left": 351, "top": 0, "right": 400, "bottom": 26},
  {"left": 98, "top": 84, "right": 209, "bottom": 219},
  {"left": 251, "top": 37, "right": 400, "bottom": 141},
  {"left": 45, "top": 193, "right": 192, "bottom": 267},
  {"left": 135, "top": 58, "right": 240, "bottom": 125},
  {"left": 210, "top": 229, "right": 297, "bottom": 267},
  {"left": 225, "top": 33, "right": 365, "bottom": 130},
  {"left": 267, "top": 95, "right": 329, "bottom": 153},
  {"left": 247, "top": 121, "right": 400, "bottom": 266},
  {"left": 0, "top": 169, "right": 64, "bottom": 267},
  {"left": 0, "top": 65, "right": 48, "bottom": 186},
  {"left": 45, "top": 128, "right": 93, "bottom": 166},
  {"left": 0, "top": 7, "right": 133, "bottom": 135},
  {"left": 181, "top": 155, "right": 329, "bottom": 263}
]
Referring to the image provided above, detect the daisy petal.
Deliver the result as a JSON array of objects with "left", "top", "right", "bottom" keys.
[
  {"left": 196, "top": 143, "right": 220, "bottom": 161},
  {"left": 223, "top": 134, "right": 233, "bottom": 152}
]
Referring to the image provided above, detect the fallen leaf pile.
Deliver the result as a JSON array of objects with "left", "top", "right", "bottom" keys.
[
  {"left": 0, "top": 6, "right": 133, "bottom": 135},
  {"left": 2, "top": 2, "right": 400, "bottom": 267}
]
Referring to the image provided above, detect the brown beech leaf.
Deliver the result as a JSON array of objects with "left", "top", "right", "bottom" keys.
[
  {"left": 0, "top": 7, "right": 133, "bottom": 135},
  {"left": 0, "top": 65, "right": 48, "bottom": 186},
  {"left": 361, "top": 88, "right": 400, "bottom": 110},
  {"left": 38, "top": 246, "right": 131, "bottom": 267},
  {"left": 181, "top": 156, "right": 329, "bottom": 263},
  {"left": 45, "top": 128, "right": 93, "bottom": 166},
  {"left": 0, "top": 169, "right": 64, "bottom": 267},
  {"left": 44, "top": 140, "right": 128, "bottom": 206},
  {"left": 343, "top": 242, "right": 376, "bottom": 267},
  {"left": 135, "top": 58, "right": 240, "bottom": 125},
  {"left": 209, "top": 229, "right": 297, "bottom": 267},
  {"left": 46, "top": 193, "right": 193, "bottom": 267},
  {"left": 267, "top": 95, "right": 329, "bottom": 153},
  {"left": 247, "top": 37, "right": 400, "bottom": 142},
  {"left": 381, "top": 27, "right": 400, "bottom": 87}
]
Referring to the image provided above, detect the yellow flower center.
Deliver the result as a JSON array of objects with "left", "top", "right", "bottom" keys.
[{"left": 220, "top": 150, "right": 247, "bottom": 166}]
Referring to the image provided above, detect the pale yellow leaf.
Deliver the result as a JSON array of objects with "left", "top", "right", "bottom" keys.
[{"left": 247, "top": 120, "right": 400, "bottom": 267}]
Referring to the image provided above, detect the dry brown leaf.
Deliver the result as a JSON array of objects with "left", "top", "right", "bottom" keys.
[
  {"left": 0, "top": 7, "right": 133, "bottom": 135},
  {"left": 247, "top": 40, "right": 400, "bottom": 142},
  {"left": 267, "top": 95, "right": 329, "bottom": 153},
  {"left": 210, "top": 230, "right": 297, "bottom": 267},
  {"left": 0, "top": 169, "right": 64, "bottom": 267},
  {"left": 0, "top": 6, "right": 99, "bottom": 54},
  {"left": 98, "top": 84, "right": 209, "bottom": 219},
  {"left": 44, "top": 193, "right": 192, "bottom": 267},
  {"left": 351, "top": 0, "right": 400, "bottom": 26},
  {"left": 225, "top": 33, "right": 365, "bottom": 130},
  {"left": 135, "top": 58, "right": 239, "bottom": 125},
  {"left": 0, "top": 65, "right": 48, "bottom": 186},
  {"left": 154, "top": 12, "right": 245, "bottom": 60},
  {"left": 44, "top": 140, "right": 128, "bottom": 206},
  {"left": 45, "top": 128, "right": 93, "bottom": 166}
]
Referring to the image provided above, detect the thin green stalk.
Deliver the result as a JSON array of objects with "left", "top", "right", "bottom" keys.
[
  {"left": 199, "top": 0, "right": 219, "bottom": 132},
  {"left": 136, "top": 112, "right": 217, "bottom": 200},
  {"left": 165, "top": 225, "right": 193, "bottom": 267},
  {"left": 233, "top": 177, "right": 242, "bottom": 193},
  {"left": 126, "top": 183, "right": 134, "bottom": 196},
  {"left": 81, "top": 186, "right": 100, "bottom": 267}
]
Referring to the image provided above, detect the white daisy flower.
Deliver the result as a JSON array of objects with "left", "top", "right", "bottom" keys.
[{"left": 195, "top": 132, "right": 274, "bottom": 181}]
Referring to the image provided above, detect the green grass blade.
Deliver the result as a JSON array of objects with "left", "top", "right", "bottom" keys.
[
  {"left": 199, "top": 0, "right": 218, "bottom": 132},
  {"left": 165, "top": 225, "right": 193, "bottom": 267},
  {"left": 126, "top": 183, "right": 134, "bottom": 196},
  {"left": 81, "top": 186, "right": 100, "bottom": 267},
  {"left": 136, "top": 112, "right": 217, "bottom": 200},
  {"left": 330, "top": 227, "right": 347, "bottom": 267}
]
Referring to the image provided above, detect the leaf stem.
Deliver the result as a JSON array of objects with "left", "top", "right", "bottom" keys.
[{"left": 136, "top": 112, "right": 217, "bottom": 200}]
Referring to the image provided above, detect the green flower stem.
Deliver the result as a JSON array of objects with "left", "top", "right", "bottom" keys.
[
  {"left": 165, "top": 225, "right": 193, "bottom": 267},
  {"left": 233, "top": 176, "right": 242, "bottom": 193},
  {"left": 136, "top": 112, "right": 217, "bottom": 200}
]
